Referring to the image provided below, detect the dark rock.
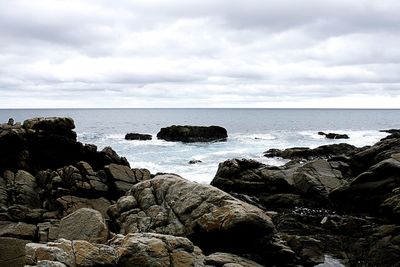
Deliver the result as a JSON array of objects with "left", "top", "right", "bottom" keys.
[
  {"left": 318, "top": 131, "right": 349, "bottom": 139},
  {"left": 264, "top": 143, "right": 356, "bottom": 160},
  {"left": 125, "top": 133, "right": 152, "bottom": 140},
  {"left": 7, "top": 118, "right": 14, "bottom": 126},
  {"left": 331, "top": 154, "right": 400, "bottom": 213},
  {"left": 157, "top": 125, "right": 228, "bottom": 142},
  {"left": 293, "top": 160, "right": 346, "bottom": 202},
  {"left": 0, "top": 221, "right": 37, "bottom": 240},
  {"left": 380, "top": 129, "right": 400, "bottom": 134},
  {"left": 381, "top": 190, "right": 400, "bottom": 223},
  {"left": 211, "top": 159, "right": 296, "bottom": 197},
  {"left": 0, "top": 117, "right": 130, "bottom": 174},
  {"left": 350, "top": 136, "right": 400, "bottom": 175},
  {"left": 0, "top": 237, "right": 28, "bottom": 267},
  {"left": 189, "top": 159, "right": 202, "bottom": 164}
]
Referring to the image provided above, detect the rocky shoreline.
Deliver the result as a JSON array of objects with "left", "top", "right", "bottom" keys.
[{"left": 0, "top": 117, "right": 399, "bottom": 266}]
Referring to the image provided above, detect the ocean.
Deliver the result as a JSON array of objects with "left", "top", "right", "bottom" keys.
[{"left": 0, "top": 109, "right": 398, "bottom": 183}]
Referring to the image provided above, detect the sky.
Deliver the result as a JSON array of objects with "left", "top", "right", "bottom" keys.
[{"left": 1, "top": 0, "right": 400, "bottom": 108}]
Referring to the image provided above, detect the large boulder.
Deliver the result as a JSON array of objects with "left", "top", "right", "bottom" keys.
[
  {"left": 293, "top": 160, "right": 346, "bottom": 202},
  {"left": 211, "top": 159, "right": 297, "bottom": 197},
  {"left": 350, "top": 136, "right": 400, "bottom": 175},
  {"left": 157, "top": 125, "right": 228, "bottom": 143},
  {"left": 108, "top": 174, "right": 291, "bottom": 264},
  {"left": 331, "top": 154, "right": 400, "bottom": 212},
  {"left": 58, "top": 208, "right": 109, "bottom": 244}
]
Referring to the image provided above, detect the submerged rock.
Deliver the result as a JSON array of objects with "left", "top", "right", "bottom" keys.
[
  {"left": 318, "top": 131, "right": 349, "bottom": 139},
  {"left": 157, "top": 125, "right": 228, "bottom": 142}
]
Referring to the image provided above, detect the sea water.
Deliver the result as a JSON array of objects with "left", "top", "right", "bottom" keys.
[{"left": 0, "top": 109, "right": 398, "bottom": 183}]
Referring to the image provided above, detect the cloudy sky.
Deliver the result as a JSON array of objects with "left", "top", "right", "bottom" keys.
[{"left": 1, "top": 0, "right": 400, "bottom": 108}]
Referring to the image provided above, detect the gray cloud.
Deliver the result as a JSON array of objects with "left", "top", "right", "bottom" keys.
[{"left": 0, "top": 0, "right": 399, "bottom": 108}]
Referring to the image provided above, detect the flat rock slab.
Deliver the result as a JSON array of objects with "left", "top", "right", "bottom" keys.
[{"left": 58, "top": 208, "right": 108, "bottom": 244}]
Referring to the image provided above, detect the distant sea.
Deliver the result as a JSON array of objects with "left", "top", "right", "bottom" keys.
[{"left": 1, "top": 109, "right": 399, "bottom": 183}]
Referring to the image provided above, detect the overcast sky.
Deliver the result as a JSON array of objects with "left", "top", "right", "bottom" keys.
[{"left": 1, "top": 0, "right": 400, "bottom": 108}]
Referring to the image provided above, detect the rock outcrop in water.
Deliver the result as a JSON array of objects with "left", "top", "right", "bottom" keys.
[
  {"left": 318, "top": 131, "right": 349, "bottom": 139},
  {"left": 157, "top": 125, "right": 228, "bottom": 142},
  {"left": 1, "top": 117, "right": 399, "bottom": 266},
  {"left": 125, "top": 133, "right": 152, "bottom": 140}
]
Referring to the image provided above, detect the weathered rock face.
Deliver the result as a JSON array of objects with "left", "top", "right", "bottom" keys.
[
  {"left": 212, "top": 158, "right": 347, "bottom": 209},
  {"left": 212, "top": 136, "right": 400, "bottom": 266},
  {"left": 58, "top": 208, "right": 109, "bottom": 244},
  {"left": 157, "top": 125, "right": 228, "bottom": 143},
  {"left": 264, "top": 143, "right": 357, "bottom": 161},
  {"left": 0, "top": 117, "right": 129, "bottom": 173},
  {"left": 293, "top": 160, "right": 346, "bottom": 202},
  {"left": 125, "top": 133, "right": 152, "bottom": 140},
  {"left": 331, "top": 154, "right": 400, "bottom": 213},
  {"left": 350, "top": 136, "right": 400, "bottom": 175},
  {"left": 26, "top": 233, "right": 205, "bottom": 267},
  {"left": 204, "top": 252, "right": 264, "bottom": 267},
  {"left": 0, "top": 237, "right": 28, "bottom": 267},
  {"left": 108, "top": 174, "right": 289, "bottom": 264}
]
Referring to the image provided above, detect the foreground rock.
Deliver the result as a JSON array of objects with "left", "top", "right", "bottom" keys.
[
  {"left": 26, "top": 233, "right": 205, "bottom": 267},
  {"left": 318, "top": 131, "right": 349, "bottom": 139},
  {"left": 58, "top": 208, "right": 108, "bottom": 244},
  {"left": 109, "top": 174, "right": 293, "bottom": 265},
  {"left": 212, "top": 135, "right": 400, "bottom": 266},
  {"left": 125, "top": 133, "right": 152, "bottom": 140},
  {"left": 157, "top": 125, "right": 228, "bottom": 143}
]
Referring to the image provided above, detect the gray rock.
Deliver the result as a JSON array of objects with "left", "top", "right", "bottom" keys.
[
  {"left": 26, "top": 233, "right": 205, "bottom": 267},
  {"left": 109, "top": 174, "right": 285, "bottom": 263},
  {"left": 105, "top": 163, "right": 137, "bottom": 183},
  {"left": 58, "top": 208, "right": 108, "bottom": 243},
  {"left": 56, "top": 195, "right": 112, "bottom": 218},
  {"left": 293, "top": 160, "right": 345, "bottom": 201},
  {"left": 205, "top": 252, "right": 264, "bottom": 267},
  {"left": 0, "top": 221, "right": 37, "bottom": 239}
]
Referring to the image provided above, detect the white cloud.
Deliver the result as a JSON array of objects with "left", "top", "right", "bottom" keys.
[{"left": 0, "top": 0, "right": 399, "bottom": 108}]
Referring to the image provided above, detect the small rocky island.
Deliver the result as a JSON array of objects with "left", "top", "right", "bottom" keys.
[
  {"left": 125, "top": 133, "right": 152, "bottom": 140},
  {"left": 0, "top": 117, "right": 399, "bottom": 267},
  {"left": 157, "top": 125, "right": 228, "bottom": 142}
]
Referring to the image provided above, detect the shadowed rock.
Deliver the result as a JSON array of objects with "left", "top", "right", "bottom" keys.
[
  {"left": 125, "top": 133, "right": 152, "bottom": 140},
  {"left": 157, "top": 125, "right": 228, "bottom": 143}
]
